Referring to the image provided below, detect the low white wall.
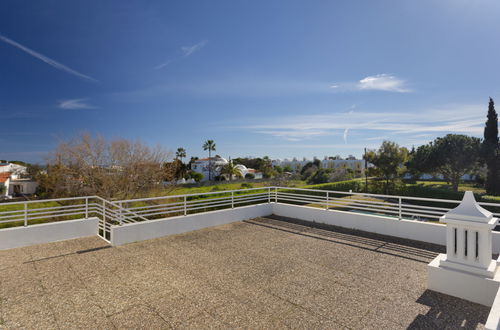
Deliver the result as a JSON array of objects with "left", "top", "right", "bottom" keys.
[
  {"left": 272, "top": 203, "right": 500, "bottom": 253},
  {"left": 111, "top": 204, "right": 273, "bottom": 246},
  {"left": 273, "top": 203, "right": 446, "bottom": 245},
  {"left": 0, "top": 217, "right": 99, "bottom": 250}
]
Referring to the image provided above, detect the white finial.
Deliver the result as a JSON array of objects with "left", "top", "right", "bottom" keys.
[{"left": 441, "top": 191, "right": 493, "bottom": 223}]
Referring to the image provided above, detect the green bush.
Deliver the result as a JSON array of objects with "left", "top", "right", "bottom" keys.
[
  {"left": 245, "top": 173, "right": 255, "bottom": 179},
  {"left": 306, "top": 179, "right": 365, "bottom": 192},
  {"left": 240, "top": 183, "right": 253, "bottom": 189},
  {"left": 306, "top": 169, "right": 332, "bottom": 185},
  {"left": 190, "top": 172, "right": 204, "bottom": 182}
]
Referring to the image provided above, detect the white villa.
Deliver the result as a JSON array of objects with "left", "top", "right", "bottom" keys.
[
  {"left": 272, "top": 158, "right": 366, "bottom": 172},
  {"left": 191, "top": 157, "right": 263, "bottom": 181},
  {"left": 0, "top": 163, "right": 38, "bottom": 198}
]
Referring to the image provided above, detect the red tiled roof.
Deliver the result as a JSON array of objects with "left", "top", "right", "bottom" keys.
[{"left": 0, "top": 172, "right": 11, "bottom": 183}]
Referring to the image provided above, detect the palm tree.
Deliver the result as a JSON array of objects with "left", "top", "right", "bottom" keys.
[
  {"left": 202, "top": 140, "right": 216, "bottom": 180},
  {"left": 221, "top": 161, "right": 242, "bottom": 181},
  {"left": 176, "top": 147, "right": 186, "bottom": 163}
]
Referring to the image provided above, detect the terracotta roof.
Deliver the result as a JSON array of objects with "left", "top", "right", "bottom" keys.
[{"left": 0, "top": 172, "right": 11, "bottom": 183}]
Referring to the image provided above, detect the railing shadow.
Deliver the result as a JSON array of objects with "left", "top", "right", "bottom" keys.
[
  {"left": 244, "top": 215, "right": 445, "bottom": 264},
  {"left": 406, "top": 290, "right": 489, "bottom": 329}
]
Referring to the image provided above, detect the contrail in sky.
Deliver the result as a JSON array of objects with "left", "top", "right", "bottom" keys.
[{"left": 0, "top": 34, "right": 99, "bottom": 83}]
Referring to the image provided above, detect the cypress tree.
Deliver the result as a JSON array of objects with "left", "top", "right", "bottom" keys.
[{"left": 483, "top": 97, "right": 500, "bottom": 194}]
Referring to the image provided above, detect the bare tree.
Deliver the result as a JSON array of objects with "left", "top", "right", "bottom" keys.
[{"left": 43, "top": 134, "right": 172, "bottom": 199}]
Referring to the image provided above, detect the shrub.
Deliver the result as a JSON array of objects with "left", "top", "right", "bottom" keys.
[
  {"left": 211, "top": 185, "right": 222, "bottom": 192},
  {"left": 306, "top": 169, "right": 332, "bottom": 184},
  {"left": 245, "top": 173, "right": 255, "bottom": 179},
  {"left": 190, "top": 172, "right": 204, "bottom": 182},
  {"left": 240, "top": 183, "right": 253, "bottom": 189}
]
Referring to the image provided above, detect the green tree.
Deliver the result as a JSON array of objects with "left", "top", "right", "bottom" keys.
[
  {"left": 365, "top": 141, "right": 409, "bottom": 194},
  {"left": 307, "top": 168, "right": 332, "bottom": 184},
  {"left": 202, "top": 140, "right": 216, "bottom": 180},
  {"left": 483, "top": 98, "right": 500, "bottom": 195},
  {"left": 412, "top": 134, "right": 481, "bottom": 192},
  {"left": 221, "top": 161, "right": 243, "bottom": 181},
  {"left": 176, "top": 147, "right": 186, "bottom": 163},
  {"left": 407, "top": 144, "right": 434, "bottom": 179}
]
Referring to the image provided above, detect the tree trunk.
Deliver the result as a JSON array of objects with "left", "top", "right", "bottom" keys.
[
  {"left": 452, "top": 175, "right": 459, "bottom": 192},
  {"left": 208, "top": 150, "right": 211, "bottom": 181}
]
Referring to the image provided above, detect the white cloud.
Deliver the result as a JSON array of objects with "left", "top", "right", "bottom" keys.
[
  {"left": 343, "top": 128, "right": 349, "bottom": 144},
  {"left": 237, "top": 104, "right": 484, "bottom": 141},
  {"left": 0, "top": 34, "right": 98, "bottom": 83},
  {"left": 181, "top": 40, "right": 208, "bottom": 57},
  {"left": 357, "top": 74, "right": 410, "bottom": 92},
  {"left": 58, "top": 98, "right": 96, "bottom": 110},
  {"left": 154, "top": 59, "right": 172, "bottom": 70},
  {"left": 154, "top": 40, "right": 208, "bottom": 70},
  {"left": 331, "top": 74, "right": 411, "bottom": 93}
]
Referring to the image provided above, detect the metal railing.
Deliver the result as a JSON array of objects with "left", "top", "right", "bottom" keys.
[
  {"left": 0, "top": 196, "right": 145, "bottom": 241},
  {"left": 273, "top": 187, "right": 500, "bottom": 221},
  {"left": 115, "top": 187, "right": 271, "bottom": 220},
  {"left": 1, "top": 186, "right": 499, "bottom": 240}
]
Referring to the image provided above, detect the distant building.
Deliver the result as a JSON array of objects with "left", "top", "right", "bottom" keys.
[
  {"left": 191, "top": 157, "right": 263, "bottom": 181},
  {"left": 234, "top": 164, "right": 263, "bottom": 179},
  {"left": 191, "top": 156, "right": 229, "bottom": 181},
  {"left": 272, "top": 158, "right": 366, "bottom": 172},
  {"left": 0, "top": 163, "right": 38, "bottom": 198}
]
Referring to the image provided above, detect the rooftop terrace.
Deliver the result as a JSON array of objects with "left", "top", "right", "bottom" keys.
[{"left": 1, "top": 215, "right": 490, "bottom": 329}]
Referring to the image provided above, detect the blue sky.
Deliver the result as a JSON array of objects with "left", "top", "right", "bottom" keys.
[{"left": 1, "top": 1, "right": 499, "bottom": 163}]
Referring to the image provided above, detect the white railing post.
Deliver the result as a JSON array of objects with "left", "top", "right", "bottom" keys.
[
  {"left": 184, "top": 196, "right": 187, "bottom": 216},
  {"left": 119, "top": 202, "right": 123, "bottom": 225},
  {"left": 102, "top": 199, "right": 106, "bottom": 223},
  {"left": 326, "top": 191, "right": 329, "bottom": 210},
  {"left": 24, "top": 202, "right": 28, "bottom": 227},
  {"left": 398, "top": 197, "right": 402, "bottom": 220},
  {"left": 231, "top": 192, "right": 235, "bottom": 209},
  {"left": 268, "top": 188, "right": 271, "bottom": 204},
  {"left": 85, "top": 197, "right": 89, "bottom": 219}
]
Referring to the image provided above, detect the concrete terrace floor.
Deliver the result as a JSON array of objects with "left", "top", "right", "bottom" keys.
[{"left": 0, "top": 216, "right": 490, "bottom": 329}]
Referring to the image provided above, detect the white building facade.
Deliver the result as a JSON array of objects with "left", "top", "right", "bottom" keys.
[
  {"left": 0, "top": 163, "right": 38, "bottom": 198},
  {"left": 272, "top": 158, "right": 366, "bottom": 172}
]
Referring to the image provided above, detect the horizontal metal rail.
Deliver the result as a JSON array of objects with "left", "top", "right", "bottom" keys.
[{"left": 0, "top": 186, "right": 499, "bottom": 232}]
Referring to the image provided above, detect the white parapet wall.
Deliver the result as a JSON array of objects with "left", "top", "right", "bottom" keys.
[
  {"left": 273, "top": 203, "right": 446, "bottom": 245},
  {"left": 0, "top": 217, "right": 99, "bottom": 250},
  {"left": 111, "top": 203, "right": 273, "bottom": 246},
  {"left": 273, "top": 203, "right": 500, "bottom": 253}
]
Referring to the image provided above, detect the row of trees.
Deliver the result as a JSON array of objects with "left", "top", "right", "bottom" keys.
[
  {"left": 33, "top": 134, "right": 174, "bottom": 199},
  {"left": 365, "top": 98, "right": 500, "bottom": 195}
]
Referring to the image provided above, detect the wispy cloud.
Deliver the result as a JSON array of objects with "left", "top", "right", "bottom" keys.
[
  {"left": 0, "top": 34, "right": 98, "bottom": 83},
  {"left": 154, "top": 40, "right": 208, "bottom": 70},
  {"left": 236, "top": 104, "right": 484, "bottom": 142},
  {"left": 343, "top": 128, "right": 349, "bottom": 144},
  {"left": 331, "top": 74, "right": 411, "bottom": 93},
  {"left": 181, "top": 40, "right": 208, "bottom": 57},
  {"left": 58, "top": 98, "right": 96, "bottom": 110},
  {"left": 154, "top": 59, "right": 172, "bottom": 70}
]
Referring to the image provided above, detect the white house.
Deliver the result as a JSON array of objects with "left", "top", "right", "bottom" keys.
[
  {"left": 234, "top": 164, "right": 263, "bottom": 179},
  {"left": 191, "top": 157, "right": 263, "bottom": 181},
  {"left": 0, "top": 163, "right": 38, "bottom": 198},
  {"left": 191, "top": 157, "right": 229, "bottom": 181}
]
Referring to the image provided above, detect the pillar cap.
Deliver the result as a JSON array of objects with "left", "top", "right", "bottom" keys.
[{"left": 441, "top": 191, "right": 494, "bottom": 224}]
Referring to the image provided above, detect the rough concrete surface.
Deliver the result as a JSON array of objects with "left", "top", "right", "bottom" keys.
[{"left": 0, "top": 215, "right": 490, "bottom": 329}]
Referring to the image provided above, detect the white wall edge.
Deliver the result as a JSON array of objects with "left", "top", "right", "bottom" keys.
[
  {"left": 272, "top": 203, "right": 500, "bottom": 253},
  {"left": 111, "top": 203, "right": 273, "bottom": 246},
  {"left": 0, "top": 217, "right": 99, "bottom": 250}
]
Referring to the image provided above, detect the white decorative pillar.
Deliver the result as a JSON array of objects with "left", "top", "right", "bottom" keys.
[{"left": 428, "top": 191, "right": 500, "bottom": 306}]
